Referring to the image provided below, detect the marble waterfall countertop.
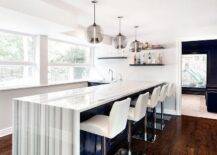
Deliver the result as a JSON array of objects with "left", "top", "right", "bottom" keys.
[
  {"left": 13, "top": 80, "right": 164, "bottom": 155},
  {"left": 14, "top": 81, "right": 163, "bottom": 112}
]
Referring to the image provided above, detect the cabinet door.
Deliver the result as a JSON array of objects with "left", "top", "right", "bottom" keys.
[
  {"left": 207, "top": 49, "right": 217, "bottom": 87},
  {"left": 206, "top": 89, "right": 217, "bottom": 113}
]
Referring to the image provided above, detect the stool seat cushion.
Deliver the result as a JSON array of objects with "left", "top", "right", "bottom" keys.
[
  {"left": 81, "top": 115, "right": 110, "bottom": 138},
  {"left": 146, "top": 86, "right": 161, "bottom": 108},
  {"left": 147, "top": 99, "right": 156, "bottom": 108}
]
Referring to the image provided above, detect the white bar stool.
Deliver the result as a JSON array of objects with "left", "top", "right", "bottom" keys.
[
  {"left": 167, "top": 83, "right": 176, "bottom": 97},
  {"left": 127, "top": 92, "right": 149, "bottom": 147},
  {"left": 146, "top": 86, "right": 161, "bottom": 142},
  {"left": 164, "top": 83, "right": 176, "bottom": 121},
  {"left": 158, "top": 84, "right": 169, "bottom": 130},
  {"left": 80, "top": 98, "right": 131, "bottom": 155}
]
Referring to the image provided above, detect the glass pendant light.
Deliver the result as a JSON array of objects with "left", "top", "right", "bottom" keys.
[
  {"left": 87, "top": 0, "right": 103, "bottom": 44},
  {"left": 130, "top": 26, "right": 143, "bottom": 52},
  {"left": 114, "top": 16, "right": 127, "bottom": 50}
]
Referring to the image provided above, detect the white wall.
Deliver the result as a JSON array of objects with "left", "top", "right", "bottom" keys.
[
  {"left": 0, "top": 82, "right": 87, "bottom": 137},
  {"left": 0, "top": 0, "right": 77, "bottom": 28},
  {"left": 92, "top": 36, "right": 178, "bottom": 114}
]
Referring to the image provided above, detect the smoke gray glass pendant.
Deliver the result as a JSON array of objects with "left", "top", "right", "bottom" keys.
[
  {"left": 114, "top": 16, "right": 127, "bottom": 49},
  {"left": 130, "top": 26, "right": 143, "bottom": 52},
  {"left": 87, "top": 0, "right": 103, "bottom": 44}
]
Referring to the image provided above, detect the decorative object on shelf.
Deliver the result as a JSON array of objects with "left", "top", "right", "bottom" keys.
[
  {"left": 142, "top": 43, "right": 165, "bottom": 50},
  {"left": 142, "top": 42, "right": 150, "bottom": 50},
  {"left": 130, "top": 26, "right": 143, "bottom": 64},
  {"left": 151, "top": 44, "right": 164, "bottom": 49},
  {"left": 130, "top": 26, "right": 143, "bottom": 53},
  {"left": 147, "top": 52, "right": 152, "bottom": 64},
  {"left": 87, "top": 0, "right": 103, "bottom": 44},
  {"left": 157, "top": 53, "right": 163, "bottom": 64},
  {"left": 114, "top": 16, "right": 127, "bottom": 50}
]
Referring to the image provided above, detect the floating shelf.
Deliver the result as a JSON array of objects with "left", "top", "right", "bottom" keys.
[
  {"left": 129, "top": 64, "right": 164, "bottom": 66},
  {"left": 143, "top": 47, "right": 165, "bottom": 51},
  {"left": 98, "top": 56, "right": 127, "bottom": 60}
]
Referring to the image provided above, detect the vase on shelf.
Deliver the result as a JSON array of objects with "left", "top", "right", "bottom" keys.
[
  {"left": 140, "top": 52, "right": 145, "bottom": 64},
  {"left": 147, "top": 52, "right": 152, "bottom": 64}
]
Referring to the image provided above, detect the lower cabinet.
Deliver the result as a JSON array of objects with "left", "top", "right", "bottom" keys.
[{"left": 206, "top": 89, "right": 217, "bottom": 113}]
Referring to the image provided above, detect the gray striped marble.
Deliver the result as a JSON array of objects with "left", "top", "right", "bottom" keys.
[{"left": 12, "top": 100, "right": 80, "bottom": 155}]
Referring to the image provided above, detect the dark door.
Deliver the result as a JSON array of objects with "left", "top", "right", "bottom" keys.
[{"left": 207, "top": 49, "right": 217, "bottom": 88}]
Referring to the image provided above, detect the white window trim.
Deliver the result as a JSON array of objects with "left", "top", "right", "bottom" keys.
[
  {"left": 0, "top": 30, "right": 38, "bottom": 89},
  {"left": 0, "top": 61, "right": 35, "bottom": 66},
  {"left": 48, "top": 63, "right": 90, "bottom": 67},
  {"left": 0, "top": 31, "right": 93, "bottom": 89},
  {"left": 0, "top": 28, "right": 36, "bottom": 37},
  {"left": 47, "top": 38, "right": 92, "bottom": 84}
]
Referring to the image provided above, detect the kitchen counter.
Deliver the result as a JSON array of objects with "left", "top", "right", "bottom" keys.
[
  {"left": 13, "top": 81, "right": 163, "bottom": 155},
  {"left": 14, "top": 81, "right": 162, "bottom": 112}
]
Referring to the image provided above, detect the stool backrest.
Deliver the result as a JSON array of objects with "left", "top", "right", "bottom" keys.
[
  {"left": 150, "top": 86, "right": 161, "bottom": 107},
  {"left": 134, "top": 92, "right": 149, "bottom": 121},
  {"left": 159, "top": 84, "right": 169, "bottom": 102},
  {"left": 109, "top": 98, "right": 131, "bottom": 138},
  {"left": 167, "top": 83, "right": 176, "bottom": 97}
]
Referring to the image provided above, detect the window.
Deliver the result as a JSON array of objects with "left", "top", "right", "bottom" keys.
[
  {"left": 48, "top": 39, "right": 90, "bottom": 84},
  {"left": 182, "top": 54, "right": 207, "bottom": 88},
  {"left": 0, "top": 31, "right": 37, "bottom": 88}
]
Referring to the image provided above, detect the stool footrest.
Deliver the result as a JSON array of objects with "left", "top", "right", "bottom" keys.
[{"left": 133, "top": 132, "right": 157, "bottom": 143}]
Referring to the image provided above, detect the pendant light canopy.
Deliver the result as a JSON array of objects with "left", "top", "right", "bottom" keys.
[
  {"left": 130, "top": 26, "right": 143, "bottom": 52},
  {"left": 87, "top": 0, "right": 103, "bottom": 44},
  {"left": 114, "top": 16, "right": 127, "bottom": 49}
]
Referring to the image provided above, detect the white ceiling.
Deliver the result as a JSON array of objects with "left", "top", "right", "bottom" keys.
[{"left": 44, "top": 0, "right": 217, "bottom": 38}]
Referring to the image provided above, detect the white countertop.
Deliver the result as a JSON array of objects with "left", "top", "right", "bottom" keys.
[
  {"left": 14, "top": 81, "right": 163, "bottom": 112},
  {"left": 0, "top": 79, "right": 88, "bottom": 91}
]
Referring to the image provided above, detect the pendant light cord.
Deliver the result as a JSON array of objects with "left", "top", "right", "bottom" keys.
[
  {"left": 94, "top": 2, "right": 96, "bottom": 24},
  {"left": 118, "top": 16, "right": 123, "bottom": 34},
  {"left": 119, "top": 17, "right": 121, "bottom": 34},
  {"left": 134, "top": 26, "right": 138, "bottom": 40},
  {"left": 92, "top": 1, "right": 97, "bottom": 24}
]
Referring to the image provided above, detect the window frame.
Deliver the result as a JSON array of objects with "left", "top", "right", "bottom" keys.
[
  {"left": 0, "top": 30, "right": 93, "bottom": 89},
  {"left": 47, "top": 38, "right": 92, "bottom": 84},
  {"left": 0, "top": 29, "right": 38, "bottom": 88}
]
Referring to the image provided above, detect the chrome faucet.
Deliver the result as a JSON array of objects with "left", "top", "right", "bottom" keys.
[{"left": 108, "top": 68, "right": 115, "bottom": 81}]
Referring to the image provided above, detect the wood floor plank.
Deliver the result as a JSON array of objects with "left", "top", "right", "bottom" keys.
[{"left": 0, "top": 115, "right": 216, "bottom": 155}]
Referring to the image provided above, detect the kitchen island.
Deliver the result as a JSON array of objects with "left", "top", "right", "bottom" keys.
[{"left": 13, "top": 81, "right": 163, "bottom": 155}]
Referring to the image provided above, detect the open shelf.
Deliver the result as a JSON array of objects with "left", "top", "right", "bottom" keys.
[
  {"left": 143, "top": 47, "right": 165, "bottom": 51},
  {"left": 98, "top": 56, "right": 127, "bottom": 60},
  {"left": 129, "top": 64, "right": 164, "bottom": 66}
]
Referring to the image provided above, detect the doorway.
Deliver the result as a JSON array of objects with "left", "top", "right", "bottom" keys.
[{"left": 181, "top": 41, "right": 217, "bottom": 119}]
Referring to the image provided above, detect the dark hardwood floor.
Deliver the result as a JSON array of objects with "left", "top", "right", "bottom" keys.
[
  {"left": 0, "top": 134, "right": 12, "bottom": 155},
  {"left": 131, "top": 115, "right": 217, "bottom": 155},
  {"left": 0, "top": 115, "right": 217, "bottom": 155}
]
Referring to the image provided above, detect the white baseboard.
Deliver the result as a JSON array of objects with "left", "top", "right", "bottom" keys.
[
  {"left": 164, "top": 109, "right": 179, "bottom": 115},
  {"left": 156, "top": 107, "right": 178, "bottom": 115},
  {"left": 0, "top": 127, "right": 12, "bottom": 137}
]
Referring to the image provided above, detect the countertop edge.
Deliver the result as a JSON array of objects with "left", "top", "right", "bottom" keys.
[{"left": 0, "top": 80, "right": 88, "bottom": 91}]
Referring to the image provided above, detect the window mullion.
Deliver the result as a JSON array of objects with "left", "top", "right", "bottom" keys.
[{"left": 37, "top": 35, "right": 48, "bottom": 85}]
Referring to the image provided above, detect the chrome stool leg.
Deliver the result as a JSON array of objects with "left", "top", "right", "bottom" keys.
[
  {"left": 160, "top": 102, "right": 165, "bottom": 130},
  {"left": 133, "top": 107, "right": 157, "bottom": 142},
  {"left": 102, "top": 137, "right": 107, "bottom": 155},
  {"left": 152, "top": 107, "right": 157, "bottom": 142},
  {"left": 127, "top": 120, "right": 132, "bottom": 153},
  {"left": 144, "top": 114, "right": 147, "bottom": 141}
]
